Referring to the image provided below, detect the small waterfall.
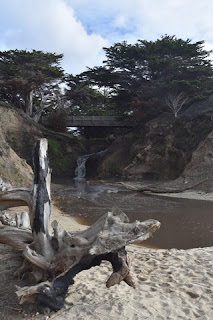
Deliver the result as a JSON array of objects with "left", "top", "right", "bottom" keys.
[
  {"left": 74, "top": 150, "right": 106, "bottom": 180},
  {"left": 74, "top": 154, "right": 91, "bottom": 180}
]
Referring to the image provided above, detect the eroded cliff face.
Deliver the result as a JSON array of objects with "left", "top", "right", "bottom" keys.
[
  {"left": 0, "top": 105, "right": 86, "bottom": 185},
  {"left": 97, "top": 111, "right": 213, "bottom": 190},
  {"left": 123, "top": 114, "right": 213, "bottom": 180},
  {"left": 181, "top": 129, "right": 213, "bottom": 191},
  {"left": 122, "top": 117, "right": 188, "bottom": 180},
  {"left": 0, "top": 106, "right": 37, "bottom": 186}
]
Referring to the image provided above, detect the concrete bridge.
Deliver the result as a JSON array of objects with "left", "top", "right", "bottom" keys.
[{"left": 42, "top": 115, "right": 139, "bottom": 127}]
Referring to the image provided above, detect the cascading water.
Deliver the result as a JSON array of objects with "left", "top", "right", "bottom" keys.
[
  {"left": 74, "top": 154, "right": 91, "bottom": 180},
  {"left": 74, "top": 150, "right": 106, "bottom": 180}
]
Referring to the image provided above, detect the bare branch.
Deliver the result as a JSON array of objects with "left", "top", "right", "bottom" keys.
[{"left": 165, "top": 92, "right": 188, "bottom": 118}]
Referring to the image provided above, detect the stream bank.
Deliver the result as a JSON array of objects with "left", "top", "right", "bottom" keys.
[{"left": 51, "top": 179, "right": 213, "bottom": 250}]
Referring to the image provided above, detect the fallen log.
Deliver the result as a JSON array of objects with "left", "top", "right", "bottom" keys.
[
  {"left": 121, "top": 179, "right": 207, "bottom": 193},
  {"left": 0, "top": 138, "right": 160, "bottom": 313}
]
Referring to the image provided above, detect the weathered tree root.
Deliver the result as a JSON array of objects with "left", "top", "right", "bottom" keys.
[
  {"left": 17, "top": 248, "right": 133, "bottom": 313},
  {"left": 0, "top": 139, "right": 161, "bottom": 314}
]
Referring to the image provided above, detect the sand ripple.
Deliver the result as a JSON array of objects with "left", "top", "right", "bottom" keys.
[{"left": 53, "top": 245, "right": 213, "bottom": 320}]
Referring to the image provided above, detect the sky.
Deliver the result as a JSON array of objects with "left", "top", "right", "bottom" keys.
[{"left": 0, "top": 0, "right": 213, "bottom": 74}]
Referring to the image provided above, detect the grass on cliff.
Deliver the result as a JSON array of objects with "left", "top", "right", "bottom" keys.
[
  {"left": 48, "top": 138, "right": 71, "bottom": 174},
  {"left": 38, "top": 124, "right": 75, "bottom": 139}
]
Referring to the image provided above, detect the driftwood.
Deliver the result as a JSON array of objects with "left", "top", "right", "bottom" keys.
[
  {"left": 0, "top": 179, "right": 32, "bottom": 210},
  {"left": 0, "top": 138, "right": 160, "bottom": 313},
  {"left": 121, "top": 179, "right": 207, "bottom": 193}
]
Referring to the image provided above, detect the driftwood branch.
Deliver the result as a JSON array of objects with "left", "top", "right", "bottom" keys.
[
  {"left": 0, "top": 225, "right": 32, "bottom": 251},
  {"left": 0, "top": 138, "right": 161, "bottom": 313},
  {"left": 0, "top": 179, "right": 31, "bottom": 210},
  {"left": 121, "top": 179, "right": 207, "bottom": 193},
  {"left": 0, "top": 210, "right": 30, "bottom": 228}
]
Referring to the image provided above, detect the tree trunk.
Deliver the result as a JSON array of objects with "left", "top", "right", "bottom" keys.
[
  {"left": 33, "top": 94, "right": 50, "bottom": 123},
  {"left": 31, "top": 139, "right": 53, "bottom": 259},
  {"left": 33, "top": 104, "right": 45, "bottom": 123},
  {"left": 25, "top": 90, "right": 33, "bottom": 117},
  {"left": 0, "top": 138, "right": 161, "bottom": 314}
]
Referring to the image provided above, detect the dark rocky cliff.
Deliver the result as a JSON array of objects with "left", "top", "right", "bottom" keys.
[{"left": 97, "top": 96, "right": 213, "bottom": 191}]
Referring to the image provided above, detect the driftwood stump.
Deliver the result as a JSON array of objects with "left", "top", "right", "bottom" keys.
[{"left": 0, "top": 138, "right": 160, "bottom": 313}]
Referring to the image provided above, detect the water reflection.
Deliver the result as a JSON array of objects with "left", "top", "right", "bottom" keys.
[{"left": 52, "top": 179, "right": 213, "bottom": 250}]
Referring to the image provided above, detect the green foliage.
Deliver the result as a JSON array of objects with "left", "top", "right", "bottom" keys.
[
  {"left": 0, "top": 49, "right": 64, "bottom": 114},
  {"left": 0, "top": 49, "right": 63, "bottom": 81},
  {"left": 48, "top": 139, "right": 60, "bottom": 154},
  {"left": 0, "top": 100, "right": 9, "bottom": 107},
  {"left": 48, "top": 138, "right": 71, "bottom": 174},
  {"left": 56, "top": 132, "right": 74, "bottom": 139},
  {"left": 47, "top": 108, "right": 67, "bottom": 132},
  {"left": 82, "top": 35, "right": 213, "bottom": 118},
  {"left": 64, "top": 74, "right": 115, "bottom": 115},
  {"left": 38, "top": 124, "right": 75, "bottom": 139}
]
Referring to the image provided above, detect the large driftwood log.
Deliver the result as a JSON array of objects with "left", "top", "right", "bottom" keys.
[
  {"left": 121, "top": 179, "right": 207, "bottom": 193},
  {"left": 0, "top": 138, "right": 161, "bottom": 313},
  {"left": 31, "top": 139, "right": 53, "bottom": 260}
]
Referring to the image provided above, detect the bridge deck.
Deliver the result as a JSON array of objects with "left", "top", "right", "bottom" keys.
[{"left": 42, "top": 115, "right": 138, "bottom": 127}]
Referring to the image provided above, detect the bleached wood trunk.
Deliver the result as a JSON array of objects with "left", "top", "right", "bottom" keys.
[
  {"left": 0, "top": 138, "right": 161, "bottom": 313},
  {"left": 31, "top": 139, "right": 53, "bottom": 259},
  {"left": 25, "top": 89, "right": 33, "bottom": 117}
]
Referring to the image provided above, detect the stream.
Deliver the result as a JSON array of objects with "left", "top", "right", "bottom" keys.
[{"left": 52, "top": 179, "right": 213, "bottom": 250}]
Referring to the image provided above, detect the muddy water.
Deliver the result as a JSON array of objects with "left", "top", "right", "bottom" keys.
[{"left": 52, "top": 180, "right": 213, "bottom": 249}]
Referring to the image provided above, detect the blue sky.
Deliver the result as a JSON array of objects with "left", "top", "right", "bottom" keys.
[{"left": 0, "top": 0, "right": 213, "bottom": 74}]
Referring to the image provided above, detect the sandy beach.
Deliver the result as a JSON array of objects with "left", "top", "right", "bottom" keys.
[
  {"left": 56, "top": 246, "right": 213, "bottom": 320},
  {"left": 0, "top": 191, "right": 212, "bottom": 320},
  {"left": 50, "top": 195, "right": 213, "bottom": 320}
]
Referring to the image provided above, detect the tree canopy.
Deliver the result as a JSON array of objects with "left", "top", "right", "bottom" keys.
[
  {"left": 64, "top": 74, "right": 114, "bottom": 115},
  {"left": 0, "top": 49, "right": 64, "bottom": 119},
  {"left": 82, "top": 35, "right": 213, "bottom": 118},
  {"left": 1, "top": 36, "right": 213, "bottom": 125}
]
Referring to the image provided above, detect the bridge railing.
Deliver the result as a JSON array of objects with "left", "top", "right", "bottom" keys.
[{"left": 41, "top": 115, "right": 139, "bottom": 127}]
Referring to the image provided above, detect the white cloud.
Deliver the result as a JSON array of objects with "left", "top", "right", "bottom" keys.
[
  {"left": 1, "top": 0, "right": 213, "bottom": 74},
  {"left": 113, "top": 15, "right": 128, "bottom": 28},
  {"left": 0, "top": 0, "right": 108, "bottom": 74},
  {"left": 132, "top": 0, "right": 212, "bottom": 41},
  {"left": 69, "top": 0, "right": 213, "bottom": 44}
]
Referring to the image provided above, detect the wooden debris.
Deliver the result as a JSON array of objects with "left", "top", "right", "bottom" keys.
[{"left": 0, "top": 138, "right": 161, "bottom": 313}]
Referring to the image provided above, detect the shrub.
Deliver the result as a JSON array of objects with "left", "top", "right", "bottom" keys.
[{"left": 47, "top": 109, "right": 67, "bottom": 132}]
